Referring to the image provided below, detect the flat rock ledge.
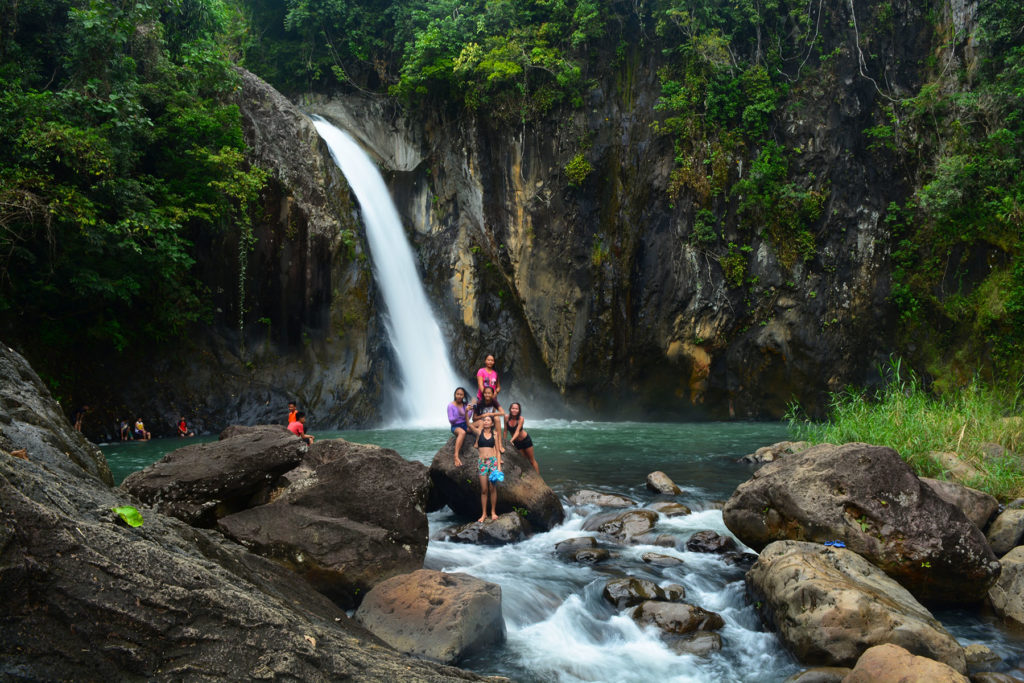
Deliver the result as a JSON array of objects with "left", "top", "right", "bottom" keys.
[{"left": 355, "top": 570, "right": 506, "bottom": 665}]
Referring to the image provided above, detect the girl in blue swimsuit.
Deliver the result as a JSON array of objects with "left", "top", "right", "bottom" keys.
[{"left": 469, "top": 414, "right": 503, "bottom": 522}]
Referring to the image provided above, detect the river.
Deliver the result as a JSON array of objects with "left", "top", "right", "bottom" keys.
[{"left": 101, "top": 420, "right": 1024, "bottom": 682}]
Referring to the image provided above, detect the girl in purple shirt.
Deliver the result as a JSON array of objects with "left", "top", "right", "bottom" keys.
[{"left": 447, "top": 387, "right": 471, "bottom": 467}]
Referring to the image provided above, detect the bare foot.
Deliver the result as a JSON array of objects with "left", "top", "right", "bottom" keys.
[
  {"left": 477, "top": 515, "right": 486, "bottom": 523},
  {"left": 491, "top": 513, "right": 499, "bottom": 520},
  {"left": 455, "top": 458, "right": 462, "bottom": 467}
]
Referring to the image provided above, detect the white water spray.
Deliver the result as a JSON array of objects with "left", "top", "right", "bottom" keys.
[{"left": 312, "top": 117, "right": 461, "bottom": 427}]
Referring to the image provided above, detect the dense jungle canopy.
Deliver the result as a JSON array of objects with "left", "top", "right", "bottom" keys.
[{"left": 0, "top": 0, "right": 1022, "bottom": 403}]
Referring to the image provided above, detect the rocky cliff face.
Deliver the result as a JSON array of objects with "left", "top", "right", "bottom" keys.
[{"left": 299, "top": 0, "right": 960, "bottom": 419}]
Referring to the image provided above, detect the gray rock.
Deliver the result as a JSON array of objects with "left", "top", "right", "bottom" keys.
[
  {"left": 568, "top": 489, "right": 637, "bottom": 508},
  {"left": 428, "top": 437, "right": 564, "bottom": 530},
  {"left": 582, "top": 509, "right": 659, "bottom": 541},
  {"left": 435, "top": 513, "right": 533, "bottom": 546},
  {"left": 630, "top": 601, "right": 724, "bottom": 634},
  {"left": 782, "top": 667, "right": 851, "bottom": 683},
  {"left": 603, "top": 577, "right": 680, "bottom": 609},
  {"left": 685, "top": 530, "right": 737, "bottom": 554},
  {"left": 216, "top": 439, "right": 430, "bottom": 608},
  {"left": 646, "top": 501, "right": 692, "bottom": 517},
  {"left": 571, "top": 548, "right": 611, "bottom": 564},
  {"left": 554, "top": 536, "right": 598, "bottom": 554},
  {"left": 121, "top": 425, "right": 306, "bottom": 527},
  {"left": 354, "top": 570, "right": 505, "bottom": 665},
  {"left": 843, "top": 643, "right": 968, "bottom": 682},
  {"left": 665, "top": 631, "right": 722, "bottom": 657},
  {"left": 741, "top": 441, "right": 811, "bottom": 465},
  {"left": 988, "top": 545, "right": 1024, "bottom": 628},
  {"left": 986, "top": 509, "right": 1024, "bottom": 556},
  {"left": 963, "top": 643, "right": 1002, "bottom": 672},
  {"left": 724, "top": 442, "right": 1000, "bottom": 603},
  {"left": 747, "top": 540, "right": 966, "bottom": 673},
  {"left": 646, "top": 471, "right": 682, "bottom": 495},
  {"left": 921, "top": 477, "right": 999, "bottom": 531},
  {"left": 641, "top": 552, "right": 685, "bottom": 567}
]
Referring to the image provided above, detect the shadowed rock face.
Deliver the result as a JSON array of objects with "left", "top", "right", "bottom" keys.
[
  {"left": 0, "top": 344, "right": 485, "bottom": 682},
  {"left": 121, "top": 425, "right": 305, "bottom": 526},
  {"left": 218, "top": 439, "right": 432, "bottom": 608},
  {"left": 747, "top": 541, "right": 967, "bottom": 674},
  {"left": 723, "top": 442, "right": 1000, "bottom": 604},
  {"left": 428, "top": 436, "right": 564, "bottom": 530}
]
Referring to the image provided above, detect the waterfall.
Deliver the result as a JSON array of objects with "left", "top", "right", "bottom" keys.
[{"left": 312, "top": 117, "right": 461, "bottom": 427}]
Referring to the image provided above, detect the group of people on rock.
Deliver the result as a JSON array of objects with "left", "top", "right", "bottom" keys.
[
  {"left": 116, "top": 416, "right": 193, "bottom": 440},
  {"left": 446, "top": 353, "right": 539, "bottom": 522}
]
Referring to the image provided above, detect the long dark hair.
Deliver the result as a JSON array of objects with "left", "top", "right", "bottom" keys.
[
  {"left": 509, "top": 402, "right": 522, "bottom": 417},
  {"left": 454, "top": 387, "right": 469, "bottom": 405}
]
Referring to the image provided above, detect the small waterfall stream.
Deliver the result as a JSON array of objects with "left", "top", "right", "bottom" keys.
[{"left": 313, "top": 117, "right": 461, "bottom": 427}]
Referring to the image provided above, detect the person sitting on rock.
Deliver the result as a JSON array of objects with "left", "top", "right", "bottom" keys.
[
  {"left": 505, "top": 402, "right": 538, "bottom": 473},
  {"left": 133, "top": 418, "right": 151, "bottom": 441},
  {"left": 177, "top": 417, "right": 195, "bottom": 438},
  {"left": 288, "top": 411, "right": 314, "bottom": 445},
  {"left": 119, "top": 419, "right": 132, "bottom": 441},
  {"left": 470, "top": 386, "right": 505, "bottom": 453},
  {"left": 468, "top": 414, "right": 503, "bottom": 522},
  {"left": 447, "top": 387, "right": 471, "bottom": 467}
]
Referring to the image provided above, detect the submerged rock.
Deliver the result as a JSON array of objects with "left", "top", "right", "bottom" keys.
[
  {"left": 602, "top": 577, "right": 685, "bottom": 609},
  {"left": 642, "top": 552, "right": 684, "bottom": 567},
  {"left": 354, "top": 570, "right": 505, "bottom": 665},
  {"left": 582, "top": 509, "right": 659, "bottom": 541},
  {"left": 646, "top": 501, "right": 692, "bottom": 517},
  {"left": 665, "top": 631, "right": 722, "bottom": 657},
  {"left": 630, "top": 601, "right": 724, "bottom": 635},
  {"left": 216, "top": 439, "right": 430, "bottom": 608},
  {"left": 568, "top": 489, "right": 637, "bottom": 508},
  {"left": 746, "top": 540, "right": 966, "bottom": 673},
  {"left": 121, "top": 425, "right": 305, "bottom": 527},
  {"left": 723, "top": 442, "right": 1000, "bottom": 604},
  {"left": 435, "top": 513, "right": 533, "bottom": 546},
  {"left": 843, "top": 643, "right": 968, "bottom": 683},
  {"left": 554, "top": 537, "right": 598, "bottom": 554},
  {"left": 781, "top": 667, "right": 851, "bottom": 683},
  {"left": 685, "top": 530, "right": 737, "bottom": 554},
  {"left": 646, "top": 471, "right": 682, "bottom": 495},
  {"left": 429, "top": 437, "right": 564, "bottom": 530}
]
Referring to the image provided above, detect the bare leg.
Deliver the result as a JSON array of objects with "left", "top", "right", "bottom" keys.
[
  {"left": 478, "top": 474, "right": 488, "bottom": 522},
  {"left": 523, "top": 446, "right": 539, "bottom": 472},
  {"left": 454, "top": 428, "right": 466, "bottom": 467},
  {"left": 489, "top": 482, "right": 498, "bottom": 519}
]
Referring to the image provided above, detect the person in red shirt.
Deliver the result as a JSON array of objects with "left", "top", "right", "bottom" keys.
[
  {"left": 288, "top": 411, "right": 314, "bottom": 445},
  {"left": 177, "top": 416, "right": 194, "bottom": 437}
]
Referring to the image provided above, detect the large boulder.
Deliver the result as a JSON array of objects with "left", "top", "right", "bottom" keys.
[
  {"left": 217, "top": 439, "right": 430, "bottom": 608},
  {"left": 747, "top": 540, "right": 967, "bottom": 673},
  {"left": 920, "top": 477, "right": 998, "bottom": 531},
  {"left": 988, "top": 545, "right": 1024, "bottom": 628},
  {"left": 843, "top": 643, "right": 969, "bottom": 683},
  {"left": 723, "top": 442, "right": 1000, "bottom": 603},
  {"left": 630, "top": 601, "right": 724, "bottom": 634},
  {"left": 121, "top": 425, "right": 306, "bottom": 526},
  {"left": 428, "top": 437, "right": 564, "bottom": 530},
  {"left": 354, "top": 570, "right": 505, "bottom": 665},
  {"left": 0, "top": 345, "right": 484, "bottom": 681}
]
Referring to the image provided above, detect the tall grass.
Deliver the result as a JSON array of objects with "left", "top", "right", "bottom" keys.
[{"left": 787, "top": 358, "right": 1024, "bottom": 501}]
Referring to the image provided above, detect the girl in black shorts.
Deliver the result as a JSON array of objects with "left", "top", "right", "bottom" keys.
[{"left": 505, "top": 402, "right": 538, "bottom": 473}]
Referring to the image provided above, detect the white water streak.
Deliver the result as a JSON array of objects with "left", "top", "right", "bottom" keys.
[{"left": 313, "top": 117, "right": 460, "bottom": 427}]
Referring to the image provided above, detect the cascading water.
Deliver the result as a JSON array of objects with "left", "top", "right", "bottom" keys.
[{"left": 312, "top": 117, "right": 461, "bottom": 427}]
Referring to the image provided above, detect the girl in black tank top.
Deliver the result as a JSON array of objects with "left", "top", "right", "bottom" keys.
[{"left": 505, "top": 402, "right": 539, "bottom": 473}]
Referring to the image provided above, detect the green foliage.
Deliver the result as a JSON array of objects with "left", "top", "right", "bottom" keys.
[
  {"left": 564, "top": 152, "right": 592, "bottom": 186},
  {"left": 112, "top": 505, "right": 144, "bottom": 527},
  {"left": 720, "top": 242, "right": 750, "bottom": 288},
  {"left": 0, "top": 0, "right": 267, "bottom": 368},
  {"left": 788, "top": 358, "right": 1024, "bottom": 501},
  {"left": 692, "top": 209, "right": 717, "bottom": 244}
]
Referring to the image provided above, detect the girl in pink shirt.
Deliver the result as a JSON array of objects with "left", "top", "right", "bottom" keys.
[{"left": 476, "top": 353, "right": 500, "bottom": 402}]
